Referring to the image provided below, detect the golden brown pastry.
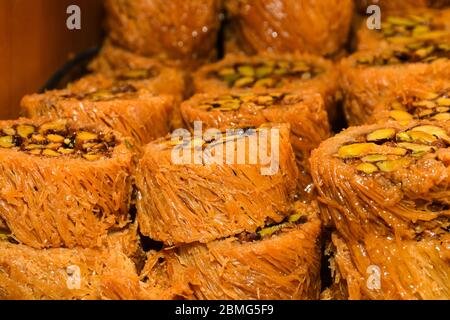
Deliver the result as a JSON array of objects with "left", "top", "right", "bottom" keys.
[
  {"left": 181, "top": 90, "right": 330, "bottom": 190},
  {"left": 193, "top": 53, "right": 340, "bottom": 120},
  {"left": 356, "top": 8, "right": 450, "bottom": 51},
  {"left": 0, "top": 230, "right": 179, "bottom": 300},
  {"left": 136, "top": 123, "right": 299, "bottom": 245},
  {"left": 142, "top": 201, "right": 322, "bottom": 300},
  {"left": 311, "top": 121, "right": 450, "bottom": 234},
  {"left": 310, "top": 122, "right": 450, "bottom": 299},
  {"left": 106, "top": 225, "right": 146, "bottom": 270},
  {"left": 340, "top": 40, "right": 450, "bottom": 125},
  {"left": 86, "top": 43, "right": 187, "bottom": 129},
  {"left": 104, "top": 0, "right": 223, "bottom": 69},
  {"left": 370, "top": 82, "right": 450, "bottom": 124},
  {"left": 224, "top": 0, "right": 354, "bottom": 57},
  {"left": 21, "top": 84, "right": 175, "bottom": 145},
  {"left": 328, "top": 232, "right": 449, "bottom": 300},
  {"left": 88, "top": 42, "right": 188, "bottom": 99},
  {"left": 0, "top": 118, "right": 134, "bottom": 249}
]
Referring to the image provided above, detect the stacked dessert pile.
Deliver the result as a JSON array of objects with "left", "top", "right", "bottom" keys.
[
  {"left": 1, "top": 0, "right": 448, "bottom": 300},
  {"left": 317, "top": 2, "right": 450, "bottom": 299}
]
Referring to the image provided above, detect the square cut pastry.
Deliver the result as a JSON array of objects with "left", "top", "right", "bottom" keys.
[
  {"left": 224, "top": 0, "right": 353, "bottom": 57},
  {"left": 104, "top": 0, "right": 223, "bottom": 69},
  {"left": 141, "top": 201, "right": 322, "bottom": 300},
  {"left": 340, "top": 39, "right": 450, "bottom": 125},
  {"left": 0, "top": 118, "right": 135, "bottom": 249},
  {"left": 136, "top": 123, "right": 299, "bottom": 245},
  {"left": 355, "top": 8, "right": 450, "bottom": 51},
  {"left": 193, "top": 54, "right": 340, "bottom": 120},
  {"left": 181, "top": 91, "right": 330, "bottom": 190},
  {"left": 21, "top": 81, "right": 175, "bottom": 145}
]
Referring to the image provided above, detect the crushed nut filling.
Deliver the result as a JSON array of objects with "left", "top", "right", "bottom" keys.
[
  {"left": 211, "top": 60, "right": 323, "bottom": 89},
  {"left": 378, "top": 14, "right": 448, "bottom": 43},
  {"left": 117, "top": 68, "right": 157, "bottom": 81},
  {"left": 238, "top": 209, "right": 309, "bottom": 242},
  {"left": 335, "top": 125, "right": 450, "bottom": 217},
  {"left": 64, "top": 84, "right": 138, "bottom": 102},
  {"left": 388, "top": 90, "right": 450, "bottom": 122},
  {"left": 164, "top": 126, "right": 267, "bottom": 149},
  {"left": 336, "top": 125, "right": 450, "bottom": 174},
  {"left": 194, "top": 92, "right": 301, "bottom": 112},
  {"left": 356, "top": 41, "right": 450, "bottom": 66},
  {"left": 0, "top": 120, "right": 116, "bottom": 160}
]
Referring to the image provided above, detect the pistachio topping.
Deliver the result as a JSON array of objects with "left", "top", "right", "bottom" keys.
[
  {"left": 389, "top": 110, "right": 414, "bottom": 122},
  {"left": 397, "top": 142, "right": 436, "bottom": 155},
  {"left": 376, "top": 158, "right": 411, "bottom": 172},
  {"left": 0, "top": 120, "right": 116, "bottom": 161},
  {"left": 258, "top": 224, "right": 283, "bottom": 238},
  {"left": 2, "top": 127, "right": 16, "bottom": 136},
  {"left": 367, "top": 128, "right": 396, "bottom": 142},
  {"left": 117, "top": 68, "right": 156, "bottom": 81},
  {"left": 235, "top": 209, "right": 309, "bottom": 242},
  {"left": 378, "top": 14, "right": 448, "bottom": 44},
  {"left": 17, "top": 125, "right": 35, "bottom": 138},
  {"left": 338, "top": 143, "right": 377, "bottom": 159},
  {"left": 212, "top": 59, "right": 323, "bottom": 89},
  {"left": 356, "top": 40, "right": 450, "bottom": 66},
  {"left": 161, "top": 126, "right": 274, "bottom": 152},
  {"left": 0, "top": 229, "right": 15, "bottom": 243},
  {"left": 335, "top": 125, "right": 450, "bottom": 175},
  {"left": 0, "top": 136, "right": 14, "bottom": 148},
  {"left": 387, "top": 90, "right": 450, "bottom": 122},
  {"left": 193, "top": 92, "right": 300, "bottom": 112},
  {"left": 356, "top": 162, "right": 379, "bottom": 174},
  {"left": 63, "top": 84, "right": 138, "bottom": 102},
  {"left": 361, "top": 154, "right": 388, "bottom": 162}
]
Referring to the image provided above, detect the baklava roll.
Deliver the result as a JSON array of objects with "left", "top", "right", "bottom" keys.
[
  {"left": 136, "top": 123, "right": 299, "bottom": 245},
  {"left": 356, "top": 9, "right": 450, "bottom": 51},
  {"left": 224, "top": 0, "right": 353, "bottom": 57},
  {"left": 104, "top": 0, "right": 223, "bottom": 69},
  {"left": 328, "top": 232, "right": 450, "bottom": 300},
  {"left": 90, "top": 42, "right": 165, "bottom": 72},
  {"left": 181, "top": 91, "right": 330, "bottom": 190},
  {"left": 88, "top": 43, "right": 188, "bottom": 129},
  {"left": 193, "top": 54, "right": 340, "bottom": 120},
  {"left": 21, "top": 83, "right": 175, "bottom": 145},
  {"left": 310, "top": 121, "right": 450, "bottom": 240},
  {"left": 340, "top": 40, "right": 450, "bottom": 125},
  {"left": 0, "top": 118, "right": 134, "bottom": 249},
  {"left": 0, "top": 241, "right": 136, "bottom": 300},
  {"left": 142, "top": 201, "right": 322, "bottom": 300},
  {"left": 370, "top": 83, "right": 450, "bottom": 124},
  {"left": 82, "top": 58, "right": 185, "bottom": 98},
  {"left": 0, "top": 233, "right": 171, "bottom": 300}
]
